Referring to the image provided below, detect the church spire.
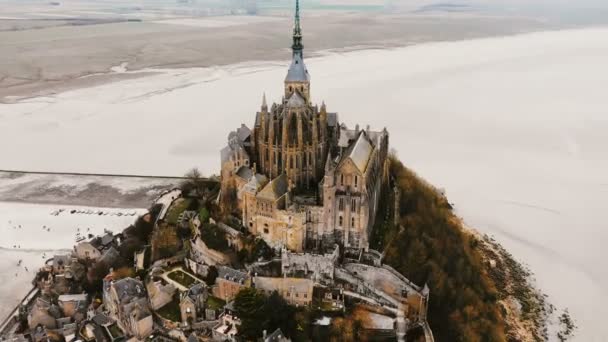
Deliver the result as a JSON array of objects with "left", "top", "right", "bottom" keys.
[
  {"left": 292, "top": 0, "right": 303, "bottom": 57},
  {"left": 261, "top": 92, "right": 268, "bottom": 111}
]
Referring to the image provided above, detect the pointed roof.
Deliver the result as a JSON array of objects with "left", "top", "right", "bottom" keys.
[
  {"left": 286, "top": 91, "right": 306, "bottom": 107},
  {"left": 286, "top": 0, "right": 309, "bottom": 83},
  {"left": 345, "top": 131, "right": 373, "bottom": 173},
  {"left": 285, "top": 53, "right": 309, "bottom": 83}
]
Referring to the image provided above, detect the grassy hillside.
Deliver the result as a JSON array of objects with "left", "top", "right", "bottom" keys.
[{"left": 372, "top": 156, "right": 507, "bottom": 341}]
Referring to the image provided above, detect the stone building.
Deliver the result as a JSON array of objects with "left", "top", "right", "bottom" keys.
[
  {"left": 253, "top": 276, "right": 313, "bottom": 307},
  {"left": 102, "top": 277, "right": 153, "bottom": 339},
  {"left": 213, "top": 266, "right": 250, "bottom": 302},
  {"left": 179, "top": 283, "right": 208, "bottom": 325},
  {"left": 220, "top": 0, "right": 388, "bottom": 253}
]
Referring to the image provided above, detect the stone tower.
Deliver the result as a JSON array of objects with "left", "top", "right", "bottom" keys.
[
  {"left": 253, "top": 0, "right": 332, "bottom": 191},
  {"left": 284, "top": 0, "right": 310, "bottom": 102}
]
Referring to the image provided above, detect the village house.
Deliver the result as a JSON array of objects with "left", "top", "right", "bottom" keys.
[
  {"left": 179, "top": 283, "right": 208, "bottom": 325},
  {"left": 213, "top": 266, "right": 250, "bottom": 302},
  {"left": 102, "top": 277, "right": 153, "bottom": 339}
]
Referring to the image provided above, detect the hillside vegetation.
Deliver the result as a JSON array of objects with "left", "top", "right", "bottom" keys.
[{"left": 373, "top": 156, "right": 506, "bottom": 341}]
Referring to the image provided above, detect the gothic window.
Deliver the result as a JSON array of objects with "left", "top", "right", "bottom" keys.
[
  {"left": 339, "top": 198, "right": 344, "bottom": 211},
  {"left": 339, "top": 216, "right": 343, "bottom": 227},
  {"left": 351, "top": 217, "right": 355, "bottom": 228}
]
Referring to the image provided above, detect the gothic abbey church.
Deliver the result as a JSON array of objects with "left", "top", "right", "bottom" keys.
[{"left": 220, "top": 0, "right": 389, "bottom": 252}]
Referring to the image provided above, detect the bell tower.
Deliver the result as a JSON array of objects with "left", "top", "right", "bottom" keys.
[{"left": 285, "top": 0, "right": 310, "bottom": 102}]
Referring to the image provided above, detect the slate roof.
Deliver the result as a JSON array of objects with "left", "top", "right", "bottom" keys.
[
  {"left": 112, "top": 277, "right": 145, "bottom": 303},
  {"left": 217, "top": 266, "right": 249, "bottom": 284},
  {"left": 236, "top": 166, "right": 253, "bottom": 180},
  {"left": 236, "top": 124, "right": 251, "bottom": 142},
  {"left": 185, "top": 283, "right": 206, "bottom": 301},
  {"left": 265, "top": 328, "right": 290, "bottom": 342},
  {"left": 348, "top": 131, "right": 373, "bottom": 173},
  {"left": 327, "top": 112, "right": 338, "bottom": 127},
  {"left": 285, "top": 53, "right": 309, "bottom": 82},
  {"left": 257, "top": 173, "right": 289, "bottom": 201},
  {"left": 100, "top": 232, "right": 114, "bottom": 247},
  {"left": 286, "top": 91, "right": 305, "bottom": 107}
]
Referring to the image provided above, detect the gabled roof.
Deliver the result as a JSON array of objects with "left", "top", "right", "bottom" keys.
[
  {"left": 286, "top": 91, "right": 305, "bottom": 107},
  {"left": 348, "top": 131, "right": 373, "bottom": 173},
  {"left": 338, "top": 131, "right": 374, "bottom": 174},
  {"left": 265, "top": 328, "right": 290, "bottom": 342},
  {"left": 236, "top": 166, "right": 253, "bottom": 180},
  {"left": 257, "top": 173, "right": 289, "bottom": 201},
  {"left": 100, "top": 232, "right": 114, "bottom": 246},
  {"left": 111, "top": 277, "right": 145, "bottom": 302},
  {"left": 285, "top": 53, "right": 309, "bottom": 82},
  {"left": 217, "top": 266, "right": 249, "bottom": 284}
]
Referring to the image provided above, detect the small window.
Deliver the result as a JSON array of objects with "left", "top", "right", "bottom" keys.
[
  {"left": 339, "top": 198, "right": 344, "bottom": 211},
  {"left": 351, "top": 217, "right": 355, "bottom": 228},
  {"left": 352, "top": 198, "right": 356, "bottom": 210},
  {"left": 339, "top": 216, "right": 343, "bottom": 227},
  {"left": 340, "top": 174, "right": 344, "bottom": 185},
  {"left": 354, "top": 175, "right": 358, "bottom": 188},
  {"left": 304, "top": 293, "right": 307, "bottom": 298},
  {"left": 295, "top": 293, "right": 299, "bottom": 298}
]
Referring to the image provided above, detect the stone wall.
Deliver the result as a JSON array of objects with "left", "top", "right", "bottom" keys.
[
  {"left": 189, "top": 237, "right": 230, "bottom": 266},
  {"left": 281, "top": 244, "right": 338, "bottom": 282}
]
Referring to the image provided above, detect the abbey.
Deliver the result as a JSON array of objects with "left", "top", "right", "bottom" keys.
[{"left": 220, "top": 1, "right": 389, "bottom": 252}]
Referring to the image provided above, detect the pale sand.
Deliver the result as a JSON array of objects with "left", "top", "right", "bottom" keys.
[{"left": 0, "top": 11, "right": 549, "bottom": 101}]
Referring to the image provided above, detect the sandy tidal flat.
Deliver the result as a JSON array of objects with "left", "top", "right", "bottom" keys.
[
  {"left": 0, "top": 202, "right": 146, "bottom": 319},
  {"left": 0, "top": 27, "right": 607, "bottom": 340}
]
